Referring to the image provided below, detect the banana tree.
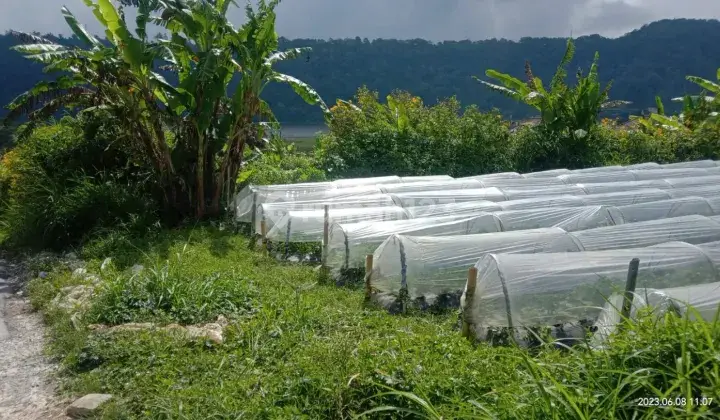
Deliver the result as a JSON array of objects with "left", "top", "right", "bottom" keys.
[
  {"left": 3, "top": 0, "right": 184, "bottom": 214},
  {"left": 4, "top": 0, "right": 329, "bottom": 220},
  {"left": 475, "top": 38, "right": 629, "bottom": 135},
  {"left": 156, "top": 0, "right": 329, "bottom": 216}
]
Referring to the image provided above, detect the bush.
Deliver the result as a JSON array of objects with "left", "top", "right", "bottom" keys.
[
  {"left": 315, "top": 87, "right": 515, "bottom": 178},
  {"left": 511, "top": 124, "right": 616, "bottom": 172},
  {"left": 0, "top": 111, "right": 158, "bottom": 250},
  {"left": 237, "top": 146, "right": 326, "bottom": 187}
]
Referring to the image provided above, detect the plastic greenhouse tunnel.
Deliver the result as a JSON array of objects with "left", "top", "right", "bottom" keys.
[
  {"left": 592, "top": 281, "right": 720, "bottom": 345},
  {"left": 326, "top": 206, "right": 615, "bottom": 280},
  {"left": 331, "top": 197, "right": 720, "bottom": 281},
  {"left": 254, "top": 194, "right": 396, "bottom": 233},
  {"left": 265, "top": 205, "right": 411, "bottom": 244},
  {"left": 368, "top": 214, "right": 720, "bottom": 303},
  {"left": 461, "top": 240, "right": 720, "bottom": 345}
]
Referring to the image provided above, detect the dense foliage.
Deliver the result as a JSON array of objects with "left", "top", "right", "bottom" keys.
[
  {"left": 2, "top": 0, "right": 328, "bottom": 222},
  {"left": 2, "top": 18, "right": 720, "bottom": 125},
  {"left": 0, "top": 112, "right": 158, "bottom": 249}
]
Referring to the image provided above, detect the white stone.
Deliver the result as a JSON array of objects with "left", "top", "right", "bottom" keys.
[
  {"left": 71, "top": 268, "right": 87, "bottom": 279},
  {"left": 100, "top": 257, "right": 113, "bottom": 272},
  {"left": 66, "top": 393, "right": 113, "bottom": 418}
]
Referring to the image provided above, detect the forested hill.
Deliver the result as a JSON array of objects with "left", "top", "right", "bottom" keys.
[{"left": 1, "top": 18, "right": 720, "bottom": 124}]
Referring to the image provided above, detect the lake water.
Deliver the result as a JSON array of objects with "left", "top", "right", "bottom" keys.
[{"left": 279, "top": 125, "right": 328, "bottom": 139}]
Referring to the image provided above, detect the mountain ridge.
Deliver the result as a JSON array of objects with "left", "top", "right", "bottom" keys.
[{"left": 1, "top": 18, "right": 719, "bottom": 124}]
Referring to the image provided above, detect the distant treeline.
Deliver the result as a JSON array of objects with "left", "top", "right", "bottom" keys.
[{"left": 2, "top": 18, "right": 720, "bottom": 124}]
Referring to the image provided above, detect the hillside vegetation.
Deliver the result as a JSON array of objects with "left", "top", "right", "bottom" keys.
[{"left": 2, "top": 19, "right": 720, "bottom": 124}]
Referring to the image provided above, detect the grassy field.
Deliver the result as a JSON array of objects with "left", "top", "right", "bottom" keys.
[{"left": 27, "top": 225, "right": 720, "bottom": 419}]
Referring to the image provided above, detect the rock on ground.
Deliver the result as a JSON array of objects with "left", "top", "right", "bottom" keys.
[{"left": 65, "top": 394, "right": 112, "bottom": 419}]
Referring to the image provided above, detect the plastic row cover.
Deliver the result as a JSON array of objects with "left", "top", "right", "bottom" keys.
[
  {"left": 330, "top": 197, "right": 720, "bottom": 277},
  {"left": 593, "top": 282, "right": 720, "bottom": 344},
  {"left": 266, "top": 206, "right": 410, "bottom": 243},
  {"left": 236, "top": 175, "right": 451, "bottom": 222},
  {"left": 370, "top": 215, "right": 720, "bottom": 299},
  {"left": 235, "top": 182, "right": 335, "bottom": 221},
  {"left": 264, "top": 189, "right": 686, "bottom": 244},
  {"left": 391, "top": 186, "right": 673, "bottom": 207},
  {"left": 327, "top": 206, "right": 613, "bottom": 276},
  {"left": 254, "top": 194, "right": 396, "bottom": 233},
  {"left": 463, "top": 240, "right": 720, "bottom": 339},
  {"left": 406, "top": 188, "right": 674, "bottom": 217},
  {"left": 558, "top": 167, "right": 720, "bottom": 185},
  {"left": 326, "top": 215, "right": 497, "bottom": 276}
]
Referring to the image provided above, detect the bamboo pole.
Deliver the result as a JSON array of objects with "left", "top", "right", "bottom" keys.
[
  {"left": 461, "top": 266, "right": 479, "bottom": 338},
  {"left": 364, "top": 254, "right": 374, "bottom": 300}
]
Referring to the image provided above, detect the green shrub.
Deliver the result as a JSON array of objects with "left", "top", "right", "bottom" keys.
[
  {"left": 238, "top": 146, "right": 326, "bottom": 188},
  {"left": 511, "top": 124, "right": 615, "bottom": 172},
  {"left": 0, "top": 112, "right": 158, "bottom": 250},
  {"left": 315, "top": 87, "right": 515, "bottom": 178}
]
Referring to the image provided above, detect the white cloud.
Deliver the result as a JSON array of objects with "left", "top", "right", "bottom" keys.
[{"left": 1, "top": 0, "right": 719, "bottom": 41}]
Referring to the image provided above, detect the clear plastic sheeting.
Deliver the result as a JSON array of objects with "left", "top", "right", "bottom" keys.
[
  {"left": 328, "top": 206, "right": 615, "bottom": 277},
  {"left": 371, "top": 215, "right": 720, "bottom": 299},
  {"left": 577, "top": 180, "right": 673, "bottom": 194},
  {"left": 660, "top": 160, "right": 718, "bottom": 169},
  {"left": 255, "top": 194, "right": 397, "bottom": 233},
  {"left": 631, "top": 168, "right": 716, "bottom": 181},
  {"left": 500, "top": 186, "right": 588, "bottom": 200},
  {"left": 476, "top": 177, "right": 566, "bottom": 189},
  {"left": 593, "top": 282, "right": 720, "bottom": 344},
  {"left": 389, "top": 188, "right": 508, "bottom": 207},
  {"left": 558, "top": 171, "right": 638, "bottom": 185},
  {"left": 331, "top": 176, "right": 402, "bottom": 188},
  {"left": 405, "top": 201, "right": 503, "bottom": 218},
  {"left": 371, "top": 228, "right": 577, "bottom": 298},
  {"left": 578, "top": 189, "right": 672, "bottom": 206},
  {"left": 463, "top": 241, "right": 720, "bottom": 337},
  {"left": 497, "top": 195, "right": 587, "bottom": 210},
  {"left": 326, "top": 215, "right": 493, "bottom": 276},
  {"left": 564, "top": 214, "right": 720, "bottom": 251},
  {"left": 473, "top": 172, "right": 525, "bottom": 180},
  {"left": 664, "top": 175, "right": 720, "bottom": 188},
  {"left": 571, "top": 165, "right": 626, "bottom": 173},
  {"left": 235, "top": 182, "right": 335, "bottom": 222},
  {"left": 624, "top": 162, "right": 661, "bottom": 169},
  {"left": 523, "top": 168, "right": 572, "bottom": 178},
  {"left": 378, "top": 179, "right": 483, "bottom": 194},
  {"left": 491, "top": 206, "right": 615, "bottom": 233},
  {"left": 607, "top": 197, "right": 716, "bottom": 224},
  {"left": 399, "top": 175, "right": 454, "bottom": 183},
  {"left": 266, "top": 206, "right": 410, "bottom": 243},
  {"left": 668, "top": 185, "right": 720, "bottom": 200}
]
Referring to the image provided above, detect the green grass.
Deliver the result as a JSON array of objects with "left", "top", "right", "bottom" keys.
[{"left": 28, "top": 225, "right": 720, "bottom": 419}]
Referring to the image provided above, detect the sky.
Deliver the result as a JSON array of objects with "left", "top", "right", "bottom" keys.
[{"left": 2, "top": 0, "right": 720, "bottom": 41}]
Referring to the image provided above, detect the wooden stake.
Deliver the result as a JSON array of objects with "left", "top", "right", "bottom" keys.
[
  {"left": 322, "top": 204, "right": 330, "bottom": 267},
  {"left": 620, "top": 258, "right": 640, "bottom": 328},
  {"left": 364, "top": 254, "right": 374, "bottom": 300},
  {"left": 258, "top": 220, "right": 268, "bottom": 252},
  {"left": 461, "top": 266, "right": 479, "bottom": 338}
]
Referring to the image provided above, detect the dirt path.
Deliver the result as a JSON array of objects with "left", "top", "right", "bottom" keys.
[{"left": 0, "top": 260, "right": 68, "bottom": 420}]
